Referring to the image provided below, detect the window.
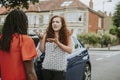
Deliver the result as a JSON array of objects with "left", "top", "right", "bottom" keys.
[
  {"left": 28, "top": 15, "right": 34, "bottom": 24},
  {"left": 65, "top": 13, "right": 83, "bottom": 22},
  {"left": 43, "top": 14, "right": 49, "bottom": 24},
  {"left": 79, "top": 15, "right": 82, "bottom": 21},
  {"left": 71, "top": 37, "right": 82, "bottom": 52},
  {"left": 35, "top": 16, "right": 39, "bottom": 24},
  {"left": 98, "top": 18, "right": 102, "bottom": 28},
  {"left": 28, "top": 15, "right": 40, "bottom": 25}
]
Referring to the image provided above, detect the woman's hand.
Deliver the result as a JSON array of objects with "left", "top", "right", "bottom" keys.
[
  {"left": 36, "top": 32, "right": 43, "bottom": 39},
  {"left": 47, "top": 37, "right": 59, "bottom": 44}
]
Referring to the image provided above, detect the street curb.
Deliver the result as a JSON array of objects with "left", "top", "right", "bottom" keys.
[
  {"left": 88, "top": 49, "right": 120, "bottom": 51},
  {"left": 88, "top": 50, "right": 120, "bottom": 51},
  {"left": 86, "top": 45, "right": 120, "bottom": 51}
]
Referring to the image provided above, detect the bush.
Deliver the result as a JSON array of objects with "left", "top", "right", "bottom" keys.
[
  {"left": 87, "top": 33, "right": 100, "bottom": 46},
  {"left": 77, "top": 33, "right": 88, "bottom": 44},
  {"left": 109, "top": 25, "right": 117, "bottom": 35},
  {"left": 102, "top": 34, "right": 111, "bottom": 46},
  {"left": 109, "top": 28, "right": 117, "bottom": 35},
  {"left": 77, "top": 32, "right": 118, "bottom": 48},
  {"left": 77, "top": 33, "right": 100, "bottom": 47},
  {"left": 100, "top": 33, "right": 118, "bottom": 47},
  {"left": 107, "top": 34, "right": 118, "bottom": 45}
]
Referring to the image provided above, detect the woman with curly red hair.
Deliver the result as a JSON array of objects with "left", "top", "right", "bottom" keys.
[{"left": 38, "top": 15, "right": 72, "bottom": 80}]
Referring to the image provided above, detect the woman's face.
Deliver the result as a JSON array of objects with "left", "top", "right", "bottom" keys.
[{"left": 52, "top": 17, "right": 62, "bottom": 32}]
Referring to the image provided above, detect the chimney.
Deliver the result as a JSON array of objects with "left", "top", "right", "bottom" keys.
[
  {"left": 104, "top": 11, "right": 107, "bottom": 16},
  {"left": 89, "top": 0, "right": 93, "bottom": 9}
]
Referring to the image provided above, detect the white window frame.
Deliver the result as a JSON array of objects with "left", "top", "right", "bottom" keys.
[
  {"left": 43, "top": 14, "right": 49, "bottom": 24},
  {"left": 65, "top": 12, "right": 83, "bottom": 22},
  {"left": 98, "top": 18, "right": 102, "bottom": 28}
]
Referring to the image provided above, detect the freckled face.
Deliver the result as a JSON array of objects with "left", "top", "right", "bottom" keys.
[{"left": 52, "top": 17, "right": 62, "bottom": 32}]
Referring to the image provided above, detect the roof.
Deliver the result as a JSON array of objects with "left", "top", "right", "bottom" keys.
[{"left": 26, "top": 0, "right": 89, "bottom": 12}]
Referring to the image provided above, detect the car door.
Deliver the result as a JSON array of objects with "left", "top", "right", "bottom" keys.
[{"left": 66, "top": 37, "right": 87, "bottom": 80}]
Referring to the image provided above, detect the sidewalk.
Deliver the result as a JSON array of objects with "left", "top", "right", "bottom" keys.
[{"left": 88, "top": 45, "right": 120, "bottom": 51}]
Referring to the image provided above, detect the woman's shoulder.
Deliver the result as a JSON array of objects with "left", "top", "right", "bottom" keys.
[
  {"left": 20, "top": 34, "right": 33, "bottom": 41},
  {"left": 20, "top": 34, "right": 31, "bottom": 38}
]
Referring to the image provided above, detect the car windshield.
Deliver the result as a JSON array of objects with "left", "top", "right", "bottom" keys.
[
  {"left": 71, "top": 37, "right": 84, "bottom": 51},
  {"left": 66, "top": 37, "right": 86, "bottom": 59}
]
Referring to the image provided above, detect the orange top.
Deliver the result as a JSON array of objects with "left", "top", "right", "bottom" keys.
[{"left": 0, "top": 34, "right": 37, "bottom": 80}]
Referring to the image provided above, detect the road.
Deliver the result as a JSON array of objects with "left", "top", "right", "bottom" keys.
[{"left": 89, "top": 50, "right": 120, "bottom": 80}]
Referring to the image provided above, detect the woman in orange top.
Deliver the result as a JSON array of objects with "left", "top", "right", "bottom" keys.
[{"left": 0, "top": 9, "right": 37, "bottom": 80}]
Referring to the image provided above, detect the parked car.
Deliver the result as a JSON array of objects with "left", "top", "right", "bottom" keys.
[{"left": 31, "top": 35, "right": 91, "bottom": 80}]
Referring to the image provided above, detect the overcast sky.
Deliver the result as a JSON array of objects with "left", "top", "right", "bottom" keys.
[{"left": 80, "top": 0, "right": 120, "bottom": 15}]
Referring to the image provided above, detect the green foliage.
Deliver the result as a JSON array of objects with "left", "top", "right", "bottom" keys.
[
  {"left": 0, "top": 0, "right": 39, "bottom": 9},
  {"left": 101, "top": 33, "right": 118, "bottom": 46},
  {"left": 109, "top": 25, "right": 120, "bottom": 35},
  {"left": 87, "top": 33, "right": 100, "bottom": 45},
  {"left": 113, "top": 2, "right": 120, "bottom": 27},
  {"left": 77, "top": 34, "right": 88, "bottom": 44},
  {"left": 112, "top": 2, "right": 120, "bottom": 40},
  {"left": 110, "top": 35, "right": 118, "bottom": 45},
  {"left": 77, "top": 33, "right": 100, "bottom": 46},
  {"left": 77, "top": 32, "right": 118, "bottom": 47},
  {"left": 109, "top": 25, "right": 120, "bottom": 42},
  {"left": 102, "top": 34, "right": 111, "bottom": 46},
  {"left": 109, "top": 27, "right": 117, "bottom": 35}
]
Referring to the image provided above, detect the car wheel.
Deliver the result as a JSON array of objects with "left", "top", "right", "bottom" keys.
[{"left": 83, "top": 64, "right": 91, "bottom": 80}]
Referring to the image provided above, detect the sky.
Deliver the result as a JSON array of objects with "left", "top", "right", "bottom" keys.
[{"left": 80, "top": 0, "right": 120, "bottom": 15}]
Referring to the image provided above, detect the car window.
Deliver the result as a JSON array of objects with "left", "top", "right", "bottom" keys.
[
  {"left": 66, "top": 37, "right": 86, "bottom": 59},
  {"left": 71, "top": 37, "right": 83, "bottom": 52}
]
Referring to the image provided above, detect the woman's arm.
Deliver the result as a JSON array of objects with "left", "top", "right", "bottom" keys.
[
  {"left": 23, "top": 60, "right": 37, "bottom": 80},
  {"left": 39, "top": 34, "right": 46, "bottom": 53},
  {"left": 56, "top": 36, "right": 72, "bottom": 54},
  {"left": 36, "top": 32, "right": 46, "bottom": 53}
]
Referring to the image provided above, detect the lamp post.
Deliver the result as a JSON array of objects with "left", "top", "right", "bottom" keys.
[
  {"left": 101, "top": 0, "right": 112, "bottom": 48},
  {"left": 103, "top": 0, "right": 112, "bottom": 14}
]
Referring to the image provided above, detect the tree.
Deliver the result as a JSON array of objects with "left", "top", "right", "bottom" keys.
[
  {"left": 113, "top": 2, "right": 120, "bottom": 27},
  {"left": 112, "top": 2, "right": 120, "bottom": 39},
  {"left": 0, "top": 0, "right": 39, "bottom": 9}
]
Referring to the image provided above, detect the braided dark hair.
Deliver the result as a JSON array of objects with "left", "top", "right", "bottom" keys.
[{"left": 0, "top": 9, "right": 28, "bottom": 52}]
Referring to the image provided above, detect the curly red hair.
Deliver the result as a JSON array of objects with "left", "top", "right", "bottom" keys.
[{"left": 46, "top": 15, "right": 70, "bottom": 45}]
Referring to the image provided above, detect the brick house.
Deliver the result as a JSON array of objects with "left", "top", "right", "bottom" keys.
[{"left": 103, "top": 12, "right": 113, "bottom": 33}]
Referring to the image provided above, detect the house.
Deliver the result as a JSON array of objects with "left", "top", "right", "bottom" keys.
[
  {"left": 25, "top": 0, "right": 104, "bottom": 36},
  {"left": 103, "top": 12, "right": 113, "bottom": 33},
  {"left": 0, "top": 0, "right": 104, "bottom": 36}
]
